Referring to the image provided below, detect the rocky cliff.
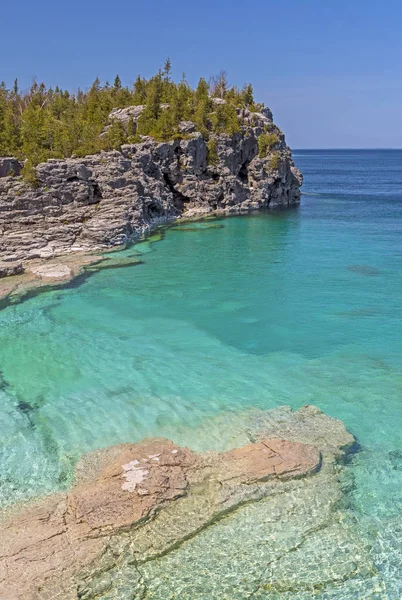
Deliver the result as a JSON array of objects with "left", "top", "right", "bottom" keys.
[{"left": 0, "top": 107, "right": 302, "bottom": 266}]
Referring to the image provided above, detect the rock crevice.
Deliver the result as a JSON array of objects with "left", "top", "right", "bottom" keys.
[{"left": 0, "top": 121, "right": 302, "bottom": 267}]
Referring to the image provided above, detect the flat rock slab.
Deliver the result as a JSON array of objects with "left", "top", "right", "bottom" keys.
[
  {"left": 28, "top": 263, "right": 73, "bottom": 279},
  {"left": 220, "top": 438, "right": 320, "bottom": 482},
  {"left": 0, "top": 253, "right": 104, "bottom": 302},
  {"left": 0, "top": 433, "right": 320, "bottom": 599}
]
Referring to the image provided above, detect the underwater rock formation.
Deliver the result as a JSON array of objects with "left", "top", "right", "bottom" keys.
[{"left": 0, "top": 405, "right": 371, "bottom": 600}]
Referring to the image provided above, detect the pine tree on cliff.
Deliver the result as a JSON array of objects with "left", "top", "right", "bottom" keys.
[
  {"left": 193, "top": 78, "right": 212, "bottom": 136},
  {"left": 171, "top": 74, "right": 191, "bottom": 125},
  {"left": 161, "top": 58, "right": 174, "bottom": 103},
  {"left": 113, "top": 74, "right": 122, "bottom": 90},
  {"left": 0, "top": 83, "right": 7, "bottom": 155},
  {"left": 0, "top": 81, "right": 22, "bottom": 156},
  {"left": 137, "top": 74, "right": 163, "bottom": 136},
  {"left": 0, "top": 103, "right": 20, "bottom": 157},
  {"left": 106, "top": 119, "right": 127, "bottom": 149},
  {"left": 163, "top": 58, "right": 172, "bottom": 83},
  {"left": 242, "top": 83, "right": 254, "bottom": 106},
  {"left": 0, "top": 64, "right": 264, "bottom": 169},
  {"left": 74, "top": 78, "right": 110, "bottom": 155},
  {"left": 132, "top": 76, "right": 147, "bottom": 105},
  {"left": 211, "top": 101, "right": 240, "bottom": 135},
  {"left": 155, "top": 107, "right": 174, "bottom": 141},
  {"left": 20, "top": 82, "right": 53, "bottom": 163},
  {"left": 111, "top": 74, "right": 132, "bottom": 107}
]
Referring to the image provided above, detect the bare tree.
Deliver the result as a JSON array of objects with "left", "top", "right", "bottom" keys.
[{"left": 209, "top": 70, "right": 228, "bottom": 99}]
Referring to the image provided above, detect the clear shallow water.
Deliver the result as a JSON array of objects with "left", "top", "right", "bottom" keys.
[{"left": 0, "top": 150, "right": 402, "bottom": 593}]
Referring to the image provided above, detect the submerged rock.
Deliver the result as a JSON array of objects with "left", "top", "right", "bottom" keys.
[
  {"left": 170, "top": 222, "right": 225, "bottom": 231},
  {"left": 83, "top": 256, "right": 143, "bottom": 272},
  {"left": 0, "top": 405, "right": 367, "bottom": 600},
  {"left": 346, "top": 264, "right": 381, "bottom": 277},
  {"left": 0, "top": 253, "right": 104, "bottom": 303}
]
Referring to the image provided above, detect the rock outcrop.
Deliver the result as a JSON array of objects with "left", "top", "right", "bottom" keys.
[
  {"left": 0, "top": 111, "right": 302, "bottom": 267},
  {"left": 0, "top": 405, "right": 366, "bottom": 600},
  {"left": 0, "top": 157, "right": 21, "bottom": 178}
]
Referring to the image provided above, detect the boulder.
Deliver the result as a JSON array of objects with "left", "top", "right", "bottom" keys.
[
  {"left": 178, "top": 120, "right": 197, "bottom": 133},
  {"left": 0, "top": 157, "right": 22, "bottom": 177},
  {"left": 0, "top": 261, "right": 24, "bottom": 278}
]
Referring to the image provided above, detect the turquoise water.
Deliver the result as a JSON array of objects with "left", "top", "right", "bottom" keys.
[{"left": 1, "top": 151, "right": 402, "bottom": 551}]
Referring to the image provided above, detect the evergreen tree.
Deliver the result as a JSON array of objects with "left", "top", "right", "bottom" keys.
[
  {"left": 242, "top": 83, "right": 254, "bottom": 106},
  {"left": 0, "top": 84, "right": 7, "bottom": 155},
  {"left": 155, "top": 107, "right": 174, "bottom": 141},
  {"left": 0, "top": 64, "right": 264, "bottom": 166},
  {"left": 163, "top": 58, "right": 172, "bottom": 83},
  {"left": 211, "top": 101, "right": 240, "bottom": 135},
  {"left": 193, "top": 78, "right": 212, "bottom": 136},
  {"left": 137, "top": 74, "right": 163, "bottom": 135},
  {"left": 195, "top": 77, "right": 209, "bottom": 102},
  {"left": 20, "top": 100, "right": 49, "bottom": 162},
  {"left": 113, "top": 74, "right": 122, "bottom": 90},
  {"left": 106, "top": 119, "right": 127, "bottom": 149},
  {"left": 132, "top": 75, "right": 147, "bottom": 104}
]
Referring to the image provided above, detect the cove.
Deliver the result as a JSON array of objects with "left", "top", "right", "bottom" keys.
[{"left": 0, "top": 149, "right": 402, "bottom": 595}]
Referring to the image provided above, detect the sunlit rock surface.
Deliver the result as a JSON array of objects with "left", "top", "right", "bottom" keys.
[{"left": 0, "top": 405, "right": 378, "bottom": 600}]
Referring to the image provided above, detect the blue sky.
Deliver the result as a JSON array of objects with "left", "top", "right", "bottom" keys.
[{"left": 1, "top": 0, "right": 402, "bottom": 148}]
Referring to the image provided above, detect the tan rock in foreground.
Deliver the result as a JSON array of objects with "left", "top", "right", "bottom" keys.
[{"left": 0, "top": 434, "right": 320, "bottom": 599}]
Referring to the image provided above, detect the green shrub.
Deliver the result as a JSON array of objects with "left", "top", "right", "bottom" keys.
[
  {"left": 269, "top": 151, "right": 280, "bottom": 170},
  {"left": 207, "top": 138, "right": 218, "bottom": 166},
  {"left": 210, "top": 102, "right": 240, "bottom": 135},
  {"left": 21, "top": 160, "right": 40, "bottom": 188},
  {"left": 258, "top": 133, "right": 279, "bottom": 158},
  {"left": 106, "top": 119, "right": 128, "bottom": 149}
]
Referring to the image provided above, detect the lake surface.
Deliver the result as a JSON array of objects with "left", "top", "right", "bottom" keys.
[{"left": 1, "top": 149, "right": 402, "bottom": 596}]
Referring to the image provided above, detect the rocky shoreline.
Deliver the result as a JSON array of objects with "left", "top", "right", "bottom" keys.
[
  {"left": 0, "top": 107, "right": 302, "bottom": 292},
  {"left": 0, "top": 247, "right": 146, "bottom": 304},
  {"left": 0, "top": 405, "right": 376, "bottom": 600}
]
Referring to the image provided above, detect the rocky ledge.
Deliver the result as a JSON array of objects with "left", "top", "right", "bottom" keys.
[
  {"left": 0, "top": 405, "right": 371, "bottom": 600},
  {"left": 0, "top": 108, "right": 302, "bottom": 273}
]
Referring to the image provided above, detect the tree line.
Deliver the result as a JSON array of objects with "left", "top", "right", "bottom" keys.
[{"left": 0, "top": 60, "right": 261, "bottom": 169}]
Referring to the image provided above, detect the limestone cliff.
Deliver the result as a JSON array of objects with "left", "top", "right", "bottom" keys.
[{"left": 0, "top": 107, "right": 302, "bottom": 266}]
